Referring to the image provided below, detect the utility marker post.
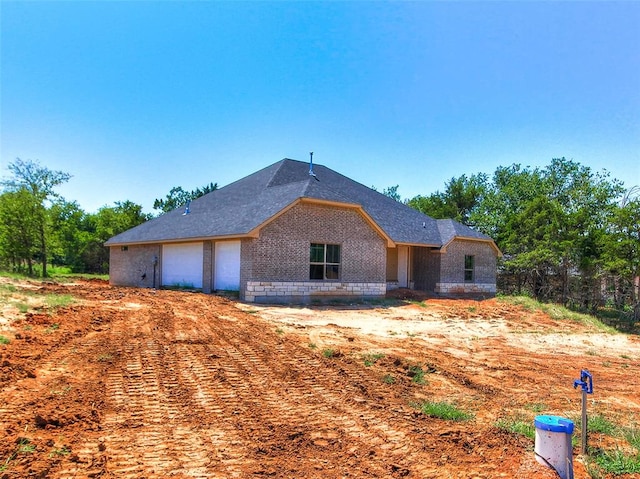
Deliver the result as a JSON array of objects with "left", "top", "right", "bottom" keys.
[{"left": 573, "top": 369, "right": 593, "bottom": 455}]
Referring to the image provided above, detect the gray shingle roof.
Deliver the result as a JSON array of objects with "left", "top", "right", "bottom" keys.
[{"left": 105, "top": 158, "right": 495, "bottom": 248}]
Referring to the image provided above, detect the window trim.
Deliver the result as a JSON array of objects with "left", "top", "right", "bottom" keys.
[
  {"left": 310, "top": 243, "right": 341, "bottom": 281},
  {"left": 464, "top": 255, "right": 475, "bottom": 282}
]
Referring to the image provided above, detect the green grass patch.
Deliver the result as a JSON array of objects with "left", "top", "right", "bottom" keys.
[
  {"left": 45, "top": 294, "right": 75, "bottom": 309},
  {"left": 590, "top": 414, "right": 617, "bottom": 435},
  {"left": 408, "top": 365, "right": 426, "bottom": 384},
  {"left": 16, "top": 302, "right": 30, "bottom": 313},
  {"left": 17, "top": 438, "right": 35, "bottom": 454},
  {"left": 0, "top": 271, "right": 31, "bottom": 281},
  {"left": 322, "top": 348, "right": 336, "bottom": 358},
  {"left": 0, "top": 335, "right": 10, "bottom": 345},
  {"left": 407, "top": 300, "right": 429, "bottom": 308},
  {"left": 622, "top": 426, "right": 640, "bottom": 451},
  {"left": 45, "top": 323, "right": 60, "bottom": 333},
  {"left": 48, "top": 446, "right": 71, "bottom": 457},
  {"left": 415, "top": 400, "right": 474, "bottom": 421},
  {"left": 498, "top": 296, "right": 616, "bottom": 332},
  {"left": 52, "top": 273, "right": 109, "bottom": 282},
  {"left": 362, "top": 353, "right": 385, "bottom": 367},
  {"left": 495, "top": 416, "right": 536, "bottom": 439},
  {"left": 524, "top": 402, "right": 547, "bottom": 413},
  {"left": 362, "top": 297, "right": 401, "bottom": 307},
  {"left": 382, "top": 374, "right": 395, "bottom": 384},
  {"left": 0, "top": 284, "right": 17, "bottom": 293},
  {"left": 0, "top": 277, "right": 77, "bottom": 314},
  {"left": 590, "top": 449, "right": 640, "bottom": 475}
]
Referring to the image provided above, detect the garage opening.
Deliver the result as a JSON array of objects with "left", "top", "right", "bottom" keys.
[
  {"left": 162, "top": 242, "right": 204, "bottom": 289},
  {"left": 214, "top": 240, "right": 241, "bottom": 291}
]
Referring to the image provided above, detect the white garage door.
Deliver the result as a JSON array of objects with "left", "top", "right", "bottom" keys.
[
  {"left": 214, "top": 240, "right": 241, "bottom": 291},
  {"left": 162, "top": 242, "right": 203, "bottom": 288}
]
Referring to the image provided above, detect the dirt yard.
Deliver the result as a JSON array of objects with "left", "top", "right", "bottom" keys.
[{"left": 1, "top": 279, "right": 639, "bottom": 478}]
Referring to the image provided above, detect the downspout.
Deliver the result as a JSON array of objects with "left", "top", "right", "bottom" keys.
[{"left": 153, "top": 256, "right": 158, "bottom": 289}]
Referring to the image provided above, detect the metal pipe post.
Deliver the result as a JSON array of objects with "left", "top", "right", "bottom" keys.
[
  {"left": 573, "top": 369, "right": 593, "bottom": 456},
  {"left": 581, "top": 389, "right": 587, "bottom": 455}
]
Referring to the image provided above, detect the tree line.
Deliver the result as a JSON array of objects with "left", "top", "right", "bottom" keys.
[
  {"left": 0, "top": 158, "right": 214, "bottom": 275},
  {"left": 1, "top": 157, "right": 637, "bottom": 313},
  {"left": 404, "top": 157, "right": 639, "bottom": 312}
]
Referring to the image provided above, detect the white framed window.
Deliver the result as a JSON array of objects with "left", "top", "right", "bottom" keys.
[
  {"left": 310, "top": 243, "right": 341, "bottom": 280},
  {"left": 464, "top": 255, "right": 475, "bottom": 282}
]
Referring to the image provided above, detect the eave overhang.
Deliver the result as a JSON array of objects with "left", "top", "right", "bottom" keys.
[
  {"left": 441, "top": 236, "right": 503, "bottom": 257},
  {"left": 247, "top": 197, "right": 397, "bottom": 248}
]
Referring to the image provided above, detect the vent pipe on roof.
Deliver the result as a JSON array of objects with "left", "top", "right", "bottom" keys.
[
  {"left": 183, "top": 200, "right": 191, "bottom": 215},
  {"left": 309, "top": 152, "right": 319, "bottom": 181}
]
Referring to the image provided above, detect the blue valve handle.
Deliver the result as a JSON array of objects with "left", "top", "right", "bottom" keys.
[{"left": 573, "top": 369, "right": 593, "bottom": 394}]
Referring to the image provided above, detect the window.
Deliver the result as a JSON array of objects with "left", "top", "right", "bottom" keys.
[
  {"left": 464, "top": 255, "right": 474, "bottom": 282},
  {"left": 121, "top": 246, "right": 129, "bottom": 252},
  {"left": 310, "top": 243, "right": 341, "bottom": 280}
]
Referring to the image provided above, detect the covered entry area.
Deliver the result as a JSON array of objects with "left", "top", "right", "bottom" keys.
[{"left": 386, "top": 245, "right": 410, "bottom": 289}]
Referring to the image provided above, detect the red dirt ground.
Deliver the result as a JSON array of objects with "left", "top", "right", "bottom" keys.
[{"left": 1, "top": 279, "right": 639, "bottom": 478}]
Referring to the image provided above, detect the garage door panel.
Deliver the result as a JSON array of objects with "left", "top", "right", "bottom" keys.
[
  {"left": 162, "top": 243, "right": 203, "bottom": 288},
  {"left": 214, "top": 241, "right": 240, "bottom": 291}
]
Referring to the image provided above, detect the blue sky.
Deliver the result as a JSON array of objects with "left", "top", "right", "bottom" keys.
[{"left": 2, "top": 1, "right": 639, "bottom": 213}]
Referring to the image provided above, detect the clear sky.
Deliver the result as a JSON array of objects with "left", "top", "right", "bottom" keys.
[{"left": 1, "top": 1, "right": 639, "bottom": 214}]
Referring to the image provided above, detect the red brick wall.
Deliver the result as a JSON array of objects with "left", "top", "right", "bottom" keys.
[
  {"left": 436, "top": 239, "right": 497, "bottom": 294},
  {"left": 241, "top": 202, "right": 386, "bottom": 289},
  {"left": 109, "top": 244, "right": 161, "bottom": 288}
]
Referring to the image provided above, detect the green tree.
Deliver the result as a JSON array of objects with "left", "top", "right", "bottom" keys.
[
  {"left": 80, "top": 201, "right": 151, "bottom": 273},
  {"left": 382, "top": 185, "right": 401, "bottom": 202},
  {"left": 407, "top": 158, "right": 630, "bottom": 309},
  {"left": 0, "top": 189, "right": 41, "bottom": 274},
  {"left": 601, "top": 190, "right": 640, "bottom": 308},
  {"left": 470, "top": 164, "right": 546, "bottom": 245},
  {"left": 49, "top": 200, "right": 91, "bottom": 272},
  {"left": 408, "top": 174, "right": 487, "bottom": 224},
  {"left": 153, "top": 182, "right": 217, "bottom": 214},
  {"left": 1, "top": 159, "right": 71, "bottom": 277}
]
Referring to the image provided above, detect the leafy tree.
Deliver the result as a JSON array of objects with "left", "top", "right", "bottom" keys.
[
  {"left": 408, "top": 174, "right": 487, "bottom": 224},
  {"left": 601, "top": 190, "right": 640, "bottom": 308},
  {"left": 470, "top": 164, "right": 546, "bottom": 244},
  {"left": 80, "top": 201, "right": 152, "bottom": 273},
  {"left": 153, "top": 182, "right": 217, "bottom": 213},
  {"left": 382, "top": 185, "right": 401, "bottom": 202},
  {"left": 93, "top": 200, "right": 151, "bottom": 240},
  {"left": 49, "top": 200, "right": 91, "bottom": 272},
  {"left": 0, "top": 159, "right": 71, "bottom": 277},
  {"left": 407, "top": 158, "right": 631, "bottom": 310},
  {"left": 0, "top": 189, "right": 41, "bottom": 274},
  {"left": 407, "top": 193, "right": 454, "bottom": 220}
]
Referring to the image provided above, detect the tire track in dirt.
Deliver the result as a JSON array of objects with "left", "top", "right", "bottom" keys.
[
  {"left": 170, "top": 320, "right": 394, "bottom": 477},
  {"left": 176, "top": 309, "right": 440, "bottom": 478},
  {"left": 3, "top": 283, "right": 607, "bottom": 478},
  {"left": 88, "top": 301, "right": 251, "bottom": 478}
]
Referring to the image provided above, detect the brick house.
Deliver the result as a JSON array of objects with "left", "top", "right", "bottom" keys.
[{"left": 105, "top": 158, "right": 500, "bottom": 302}]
